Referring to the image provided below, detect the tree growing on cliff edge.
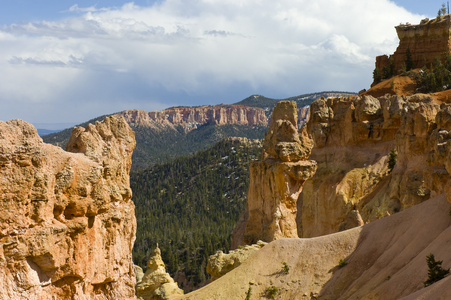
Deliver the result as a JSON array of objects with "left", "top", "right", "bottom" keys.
[
  {"left": 405, "top": 47, "right": 414, "bottom": 72},
  {"left": 382, "top": 57, "right": 395, "bottom": 80},
  {"left": 413, "top": 54, "right": 451, "bottom": 93},
  {"left": 373, "top": 67, "right": 382, "bottom": 84},
  {"left": 437, "top": 3, "right": 447, "bottom": 17},
  {"left": 424, "top": 253, "right": 450, "bottom": 287},
  {"left": 388, "top": 149, "right": 397, "bottom": 173}
]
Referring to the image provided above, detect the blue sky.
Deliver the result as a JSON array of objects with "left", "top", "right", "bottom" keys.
[{"left": 0, "top": 1, "right": 445, "bottom": 128}]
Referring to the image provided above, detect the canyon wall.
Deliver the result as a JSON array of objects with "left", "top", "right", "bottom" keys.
[
  {"left": 116, "top": 105, "right": 268, "bottom": 132},
  {"left": 0, "top": 117, "right": 137, "bottom": 299},
  {"left": 376, "top": 15, "right": 451, "bottom": 73},
  {"left": 117, "top": 105, "right": 311, "bottom": 131},
  {"left": 299, "top": 94, "right": 451, "bottom": 237}
]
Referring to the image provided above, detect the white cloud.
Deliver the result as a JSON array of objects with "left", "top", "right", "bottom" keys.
[{"left": 0, "top": 0, "right": 423, "bottom": 125}]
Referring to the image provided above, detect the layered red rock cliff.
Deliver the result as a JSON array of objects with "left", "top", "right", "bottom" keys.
[
  {"left": 115, "top": 104, "right": 312, "bottom": 132},
  {"left": 376, "top": 15, "right": 451, "bottom": 73},
  {"left": 116, "top": 105, "right": 268, "bottom": 132},
  {"left": 299, "top": 94, "right": 451, "bottom": 237},
  {"left": 0, "top": 117, "right": 137, "bottom": 299}
]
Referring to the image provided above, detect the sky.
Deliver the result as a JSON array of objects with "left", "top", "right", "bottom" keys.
[{"left": 0, "top": 1, "right": 446, "bottom": 129}]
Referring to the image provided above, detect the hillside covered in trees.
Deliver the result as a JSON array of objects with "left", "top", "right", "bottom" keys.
[{"left": 131, "top": 137, "right": 262, "bottom": 291}]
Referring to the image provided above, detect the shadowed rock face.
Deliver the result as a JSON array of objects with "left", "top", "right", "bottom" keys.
[
  {"left": 233, "top": 101, "right": 317, "bottom": 247},
  {"left": 0, "top": 116, "right": 137, "bottom": 299}
]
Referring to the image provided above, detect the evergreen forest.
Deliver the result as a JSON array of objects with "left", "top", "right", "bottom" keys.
[{"left": 131, "top": 138, "right": 262, "bottom": 291}]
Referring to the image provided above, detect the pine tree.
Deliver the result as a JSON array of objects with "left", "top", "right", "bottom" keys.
[
  {"left": 405, "top": 47, "right": 414, "bottom": 71},
  {"left": 424, "top": 253, "right": 450, "bottom": 287},
  {"left": 388, "top": 149, "right": 397, "bottom": 173}
]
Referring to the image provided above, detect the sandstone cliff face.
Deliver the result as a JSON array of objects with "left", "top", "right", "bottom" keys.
[
  {"left": 300, "top": 94, "right": 451, "bottom": 237},
  {"left": 136, "top": 245, "right": 183, "bottom": 300},
  {"left": 116, "top": 105, "right": 268, "bottom": 133},
  {"left": 233, "top": 101, "right": 317, "bottom": 247},
  {"left": 376, "top": 15, "right": 451, "bottom": 73},
  {"left": 0, "top": 117, "right": 137, "bottom": 299}
]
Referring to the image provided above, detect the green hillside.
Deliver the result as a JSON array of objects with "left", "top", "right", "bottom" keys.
[
  {"left": 43, "top": 116, "right": 265, "bottom": 170},
  {"left": 131, "top": 124, "right": 266, "bottom": 169},
  {"left": 131, "top": 137, "right": 262, "bottom": 291}
]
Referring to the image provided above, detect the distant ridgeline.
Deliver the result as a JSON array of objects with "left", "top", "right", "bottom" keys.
[{"left": 43, "top": 91, "right": 355, "bottom": 170}]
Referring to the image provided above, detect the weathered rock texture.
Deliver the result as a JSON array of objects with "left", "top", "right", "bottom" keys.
[
  {"left": 0, "top": 117, "right": 137, "bottom": 299},
  {"left": 136, "top": 245, "right": 183, "bottom": 300},
  {"left": 376, "top": 15, "right": 451, "bottom": 73},
  {"left": 116, "top": 104, "right": 268, "bottom": 133},
  {"left": 233, "top": 101, "right": 317, "bottom": 247},
  {"left": 300, "top": 94, "right": 451, "bottom": 237},
  {"left": 206, "top": 241, "right": 267, "bottom": 281}
]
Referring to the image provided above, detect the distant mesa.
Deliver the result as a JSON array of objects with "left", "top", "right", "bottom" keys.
[{"left": 115, "top": 104, "right": 268, "bottom": 133}]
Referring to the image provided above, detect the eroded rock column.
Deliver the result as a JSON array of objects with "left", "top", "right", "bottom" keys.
[
  {"left": 136, "top": 244, "right": 183, "bottom": 300},
  {"left": 238, "top": 101, "right": 317, "bottom": 245},
  {"left": 0, "top": 116, "right": 137, "bottom": 299}
]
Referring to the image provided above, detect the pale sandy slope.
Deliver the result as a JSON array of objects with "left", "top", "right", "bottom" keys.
[{"left": 174, "top": 194, "right": 451, "bottom": 300}]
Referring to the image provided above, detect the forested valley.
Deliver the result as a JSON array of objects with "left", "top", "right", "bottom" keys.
[{"left": 131, "top": 137, "right": 262, "bottom": 291}]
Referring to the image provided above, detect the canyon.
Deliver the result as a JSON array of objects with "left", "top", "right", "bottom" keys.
[
  {"left": 3, "top": 13, "right": 451, "bottom": 299},
  {"left": 181, "top": 93, "right": 451, "bottom": 299}
]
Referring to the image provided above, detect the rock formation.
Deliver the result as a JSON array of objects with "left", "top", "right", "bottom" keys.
[
  {"left": 116, "top": 104, "right": 268, "bottom": 133},
  {"left": 299, "top": 94, "right": 451, "bottom": 237},
  {"left": 173, "top": 193, "right": 451, "bottom": 300},
  {"left": 0, "top": 117, "right": 137, "bottom": 299},
  {"left": 206, "top": 241, "right": 267, "bottom": 281},
  {"left": 136, "top": 245, "right": 183, "bottom": 300},
  {"left": 233, "top": 101, "right": 317, "bottom": 246},
  {"left": 376, "top": 15, "right": 451, "bottom": 75}
]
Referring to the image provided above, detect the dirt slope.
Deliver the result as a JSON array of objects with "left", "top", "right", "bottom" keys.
[
  {"left": 175, "top": 194, "right": 451, "bottom": 299},
  {"left": 363, "top": 75, "right": 417, "bottom": 98}
]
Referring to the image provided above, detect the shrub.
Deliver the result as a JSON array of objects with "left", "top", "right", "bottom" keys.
[
  {"left": 338, "top": 259, "right": 347, "bottom": 268},
  {"left": 413, "top": 55, "right": 451, "bottom": 93},
  {"left": 388, "top": 149, "right": 397, "bottom": 173},
  {"left": 282, "top": 262, "right": 290, "bottom": 274},
  {"left": 245, "top": 286, "right": 252, "bottom": 300},
  {"left": 424, "top": 253, "right": 450, "bottom": 287},
  {"left": 265, "top": 286, "right": 278, "bottom": 299}
]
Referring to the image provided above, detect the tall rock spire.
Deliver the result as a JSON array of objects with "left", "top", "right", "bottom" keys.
[{"left": 233, "top": 101, "right": 317, "bottom": 246}]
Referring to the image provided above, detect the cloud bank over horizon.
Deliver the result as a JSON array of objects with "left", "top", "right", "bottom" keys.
[{"left": 0, "top": 0, "right": 423, "bottom": 125}]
